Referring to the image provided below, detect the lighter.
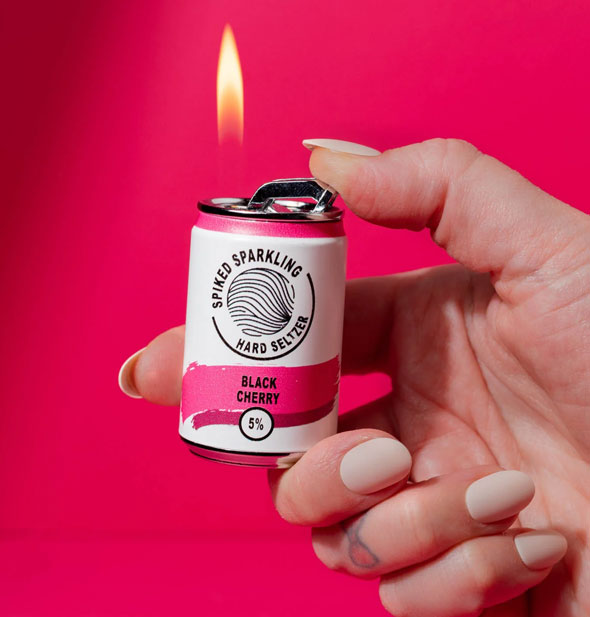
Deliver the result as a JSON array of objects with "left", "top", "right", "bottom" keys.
[{"left": 180, "top": 178, "right": 347, "bottom": 468}]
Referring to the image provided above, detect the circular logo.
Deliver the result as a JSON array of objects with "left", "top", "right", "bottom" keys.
[
  {"left": 239, "top": 407, "right": 274, "bottom": 441},
  {"left": 211, "top": 251, "right": 315, "bottom": 361}
]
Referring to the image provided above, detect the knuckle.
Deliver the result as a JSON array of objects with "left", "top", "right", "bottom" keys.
[
  {"left": 439, "top": 137, "right": 478, "bottom": 158},
  {"left": 421, "top": 137, "right": 481, "bottom": 175},
  {"left": 420, "top": 136, "right": 454, "bottom": 160},
  {"left": 443, "top": 139, "right": 483, "bottom": 178},
  {"left": 399, "top": 496, "right": 438, "bottom": 561},
  {"left": 459, "top": 541, "right": 498, "bottom": 611},
  {"left": 443, "top": 137, "right": 478, "bottom": 154}
]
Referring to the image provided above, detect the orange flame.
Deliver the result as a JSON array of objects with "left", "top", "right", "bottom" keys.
[{"left": 217, "top": 24, "right": 244, "bottom": 146}]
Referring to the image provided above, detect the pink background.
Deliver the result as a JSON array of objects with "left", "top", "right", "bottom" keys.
[{"left": 1, "top": 1, "right": 589, "bottom": 615}]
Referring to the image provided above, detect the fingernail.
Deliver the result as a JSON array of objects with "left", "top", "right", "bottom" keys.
[
  {"left": 465, "top": 470, "right": 535, "bottom": 523},
  {"left": 514, "top": 530, "right": 567, "bottom": 570},
  {"left": 302, "top": 138, "right": 381, "bottom": 156},
  {"left": 340, "top": 437, "right": 412, "bottom": 495},
  {"left": 118, "top": 348, "right": 146, "bottom": 399}
]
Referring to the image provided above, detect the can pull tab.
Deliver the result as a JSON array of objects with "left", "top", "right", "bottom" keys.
[{"left": 248, "top": 178, "right": 338, "bottom": 214}]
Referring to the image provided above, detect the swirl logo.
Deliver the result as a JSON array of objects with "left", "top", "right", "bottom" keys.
[
  {"left": 211, "top": 252, "right": 315, "bottom": 361},
  {"left": 227, "top": 268, "right": 295, "bottom": 337}
]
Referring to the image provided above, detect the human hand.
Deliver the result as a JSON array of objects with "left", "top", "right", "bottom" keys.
[{"left": 119, "top": 138, "right": 590, "bottom": 616}]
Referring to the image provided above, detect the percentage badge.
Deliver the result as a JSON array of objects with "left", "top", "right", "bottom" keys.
[{"left": 239, "top": 407, "right": 274, "bottom": 441}]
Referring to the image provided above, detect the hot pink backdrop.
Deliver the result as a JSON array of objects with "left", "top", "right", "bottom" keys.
[{"left": 1, "top": 1, "right": 589, "bottom": 615}]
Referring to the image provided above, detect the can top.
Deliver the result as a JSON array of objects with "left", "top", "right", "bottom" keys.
[{"left": 198, "top": 178, "right": 343, "bottom": 222}]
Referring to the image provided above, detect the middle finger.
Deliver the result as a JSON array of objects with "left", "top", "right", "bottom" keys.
[
  {"left": 311, "top": 466, "right": 535, "bottom": 579},
  {"left": 268, "top": 430, "right": 412, "bottom": 526}
]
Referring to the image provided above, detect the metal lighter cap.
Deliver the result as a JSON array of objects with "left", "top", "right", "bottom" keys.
[{"left": 198, "top": 178, "right": 342, "bottom": 221}]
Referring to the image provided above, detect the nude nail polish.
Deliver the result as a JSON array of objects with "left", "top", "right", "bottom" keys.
[
  {"left": 302, "top": 138, "right": 381, "bottom": 156},
  {"left": 514, "top": 530, "right": 567, "bottom": 570},
  {"left": 465, "top": 470, "right": 535, "bottom": 523},
  {"left": 118, "top": 348, "right": 145, "bottom": 399},
  {"left": 339, "top": 437, "right": 412, "bottom": 495}
]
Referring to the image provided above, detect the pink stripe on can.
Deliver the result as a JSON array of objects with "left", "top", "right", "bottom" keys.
[
  {"left": 195, "top": 210, "right": 345, "bottom": 238},
  {"left": 181, "top": 357, "right": 340, "bottom": 429}
]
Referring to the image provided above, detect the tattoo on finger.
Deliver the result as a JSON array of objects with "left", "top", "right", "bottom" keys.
[{"left": 341, "top": 512, "right": 380, "bottom": 568}]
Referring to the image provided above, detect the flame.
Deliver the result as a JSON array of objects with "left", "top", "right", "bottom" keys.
[{"left": 217, "top": 24, "right": 244, "bottom": 145}]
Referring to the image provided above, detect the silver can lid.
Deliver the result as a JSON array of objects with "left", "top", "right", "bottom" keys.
[{"left": 198, "top": 178, "right": 343, "bottom": 221}]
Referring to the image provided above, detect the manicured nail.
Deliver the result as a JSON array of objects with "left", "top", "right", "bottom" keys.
[
  {"left": 118, "top": 348, "right": 146, "bottom": 399},
  {"left": 514, "top": 530, "right": 567, "bottom": 570},
  {"left": 465, "top": 470, "right": 535, "bottom": 523},
  {"left": 340, "top": 438, "right": 412, "bottom": 495},
  {"left": 302, "top": 138, "right": 381, "bottom": 156}
]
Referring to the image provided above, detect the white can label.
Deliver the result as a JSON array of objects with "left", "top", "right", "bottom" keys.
[{"left": 180, "top": 225, "right": 346, "bottom": 453}]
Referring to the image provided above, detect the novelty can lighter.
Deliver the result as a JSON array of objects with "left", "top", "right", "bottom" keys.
[{"left": 180, "top": 178, "right": 346, "bottom": 468}]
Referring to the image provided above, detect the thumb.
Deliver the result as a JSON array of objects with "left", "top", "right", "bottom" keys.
[{"left": 306, "top": 138, "right": 589, "bottom": 298}]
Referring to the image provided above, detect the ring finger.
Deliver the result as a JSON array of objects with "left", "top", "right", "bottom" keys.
[
  {"left": 312, "top": 465, "right": 535, "bottom": 578},
  {"left": 378, "top": 529, "right": 568, "bottom": 617}
]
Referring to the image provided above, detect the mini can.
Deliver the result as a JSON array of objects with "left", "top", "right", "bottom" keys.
[{"left": 180, "top": 178, "right": 347, "bottom": 468}]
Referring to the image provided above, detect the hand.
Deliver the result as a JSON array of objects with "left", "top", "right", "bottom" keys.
[{"left": 119, "top": 138, "right": 590, "bottom": 616}]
